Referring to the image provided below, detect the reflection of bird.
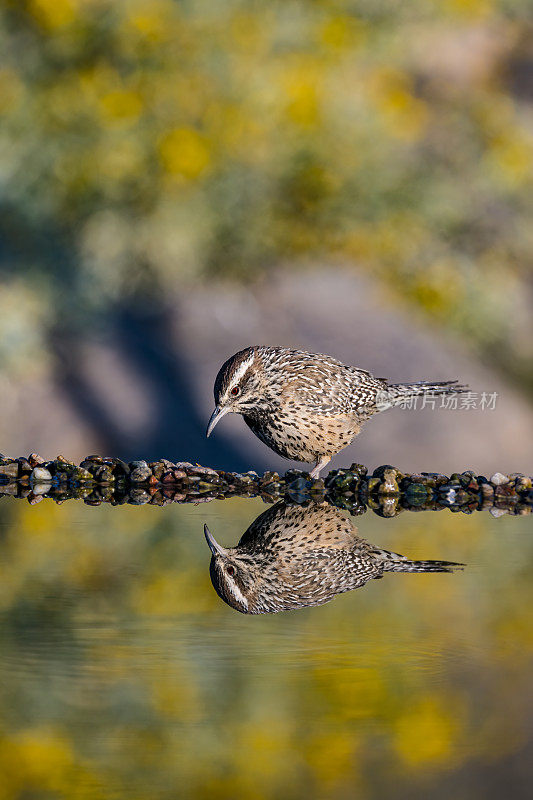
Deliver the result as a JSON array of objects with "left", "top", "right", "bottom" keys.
[
  {"left": 206, "top": 346, "right": 466, "bottom": 476},
  {"left": 204, "top": 502, "right": 462, "bottom": 614}
]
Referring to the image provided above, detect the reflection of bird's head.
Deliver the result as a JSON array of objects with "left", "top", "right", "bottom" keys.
[
  {"left": 204, "top": 525, "right": 261, "bottom": 614},
  {"left": 206, "top": 347, "right": 270, "bottom": 438}
]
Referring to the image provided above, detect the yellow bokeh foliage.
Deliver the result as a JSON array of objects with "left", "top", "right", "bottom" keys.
[{"left": 0, "top": 0, "right": 532, "bottom": 384}]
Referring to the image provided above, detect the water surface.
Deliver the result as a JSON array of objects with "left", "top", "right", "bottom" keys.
[{"left": 0, "top": 496, "right": 531, "bottom": 798}]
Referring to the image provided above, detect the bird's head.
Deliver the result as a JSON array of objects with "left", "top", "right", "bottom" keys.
[
  {"left": 206, "top": 347, "right": 267, "bottom": 438},
  {"left": 204, "top": 524, "right": 259, "bottom": 614}
]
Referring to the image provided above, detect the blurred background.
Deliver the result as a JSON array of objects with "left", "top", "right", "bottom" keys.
[{"left": 1, "top": 0, "right": 532, "bottom": 472}]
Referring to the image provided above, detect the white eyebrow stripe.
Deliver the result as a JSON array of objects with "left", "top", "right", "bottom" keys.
[
  {"left": 230, "top": 354, "right": 254, "bottom": 387},
  {"left": 226, "top": 575, "right": 249, "bottom": 609}
]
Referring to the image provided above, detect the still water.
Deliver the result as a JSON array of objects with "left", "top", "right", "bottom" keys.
[{"left": 0, "top": 495, "right": 531, "bottom": 799}]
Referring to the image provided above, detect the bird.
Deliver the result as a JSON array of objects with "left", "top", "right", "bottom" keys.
[
  {"left": 206, "top": 346, "right": 467, "bottom": 477},
  {"left": 204, "top": 501, "right": 462, "bottom": 614}
]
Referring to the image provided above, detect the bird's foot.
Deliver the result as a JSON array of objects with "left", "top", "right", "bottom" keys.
[{"left": 309, "top": 456, "right": 331, "bottom": 479}]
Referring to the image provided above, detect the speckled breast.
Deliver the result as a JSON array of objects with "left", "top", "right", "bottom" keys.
[{"left": 243, "top": 410, "right": 360, "bottom": 462}]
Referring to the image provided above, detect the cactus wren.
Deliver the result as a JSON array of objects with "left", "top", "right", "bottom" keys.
[
  {"left": 204, "top": 502, "right": 462, "bottom": 614},
  {"left": 206, "top": 346, "right": 467, "bottom": 477}
]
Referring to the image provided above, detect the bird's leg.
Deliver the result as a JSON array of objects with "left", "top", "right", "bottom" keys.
[{"left": 309, "top": 456, "right": 331, "bottom": 479}]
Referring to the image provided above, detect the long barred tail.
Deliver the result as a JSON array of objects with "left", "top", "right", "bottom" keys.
[
  {"left": 373, "top": 548, "right": 464, "bottom": 573},
  {"left": 376, "top": 380, "right": 469, "bottom": 410}
]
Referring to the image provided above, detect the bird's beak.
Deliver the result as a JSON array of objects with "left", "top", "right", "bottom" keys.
[
  {"left": 206, "top": 405, "right": 231, "bottom": 438},
  {"left": 204, "top": 524, "right": 227, "bottom": 557}
]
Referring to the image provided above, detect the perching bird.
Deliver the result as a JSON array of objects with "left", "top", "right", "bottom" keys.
[
  {"left": 206, "top": 346, "right": 467, "bottom": 477},
  {"left": 204, "top": 502, "right": 462, "bottom": 614}
]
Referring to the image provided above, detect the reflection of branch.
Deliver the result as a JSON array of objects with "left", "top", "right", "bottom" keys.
[{"left": 1, "top": 455, "right": 531, "bottom": 517}]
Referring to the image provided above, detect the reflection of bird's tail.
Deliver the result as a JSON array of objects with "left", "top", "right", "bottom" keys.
[{"left": 374, "top": 548, "right": 464, "bottom": 573}]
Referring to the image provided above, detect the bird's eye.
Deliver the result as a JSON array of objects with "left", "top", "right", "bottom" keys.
[
  {"left": 230, "top": 386, "right": 240, "bottom": 396},
  {"left": 227, "top": 565, "right": 235, "bottom": 576}
]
